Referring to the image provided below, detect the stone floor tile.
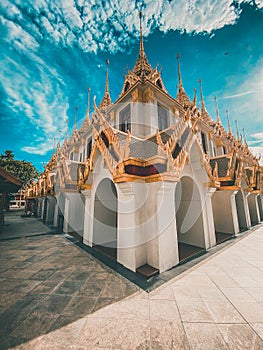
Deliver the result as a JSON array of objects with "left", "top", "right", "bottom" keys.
[
  {"left": 196, "top": 286, "right": 229, "bottom": 303},
  {"left": 77, "top": 317, "right": 151, "bottom": 349},
  {"left": 172, "top": 285, "right": 202, "bottom": 302},
  {"left": 218, "top": 324, "right": 263, "bottom": 350},
  {"left": 220, "top": 287, "right": 256, "bottom": 303},
  {"left": 54, "top": 280, "right": 83, "bottom": 296},
  {"left": 183, "top": 322, "right": 229, "bottom": 350},
  {"left": 93, "top": 295, "right": 150, "bottom": 320},
  {"left": 251, "top": 323, "right": 263, "bottom": 341},
  {"left": 177, "top": 301, "right": 214, "bottom": 323},
  {"left": 149, "top": 285, "right": 175, "bottom": 300},
  {"left": 149, "top": 299, "right": 180, "bottom": 321},
  {"left": 231, "top": 302, "right": 263, "bottom": 323},
  {"left": 204, "top": 302, "right": 245, "bottom": 323},
  {"left": 150, "top": 320, "right": 189, "bottom": 349},
  {"left": 63, "top": 296, "right": 97, "bottom": 317},
  {"left": 244, "top": 287, "right": 263, "bottom": 302}
]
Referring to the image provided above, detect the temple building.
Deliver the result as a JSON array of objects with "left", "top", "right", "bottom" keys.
[{"left": 25, "top": 16, "right": 263, "bottom": 275}]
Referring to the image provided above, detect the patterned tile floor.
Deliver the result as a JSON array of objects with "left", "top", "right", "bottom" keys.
[
  {"left": 0, "top": 212, "right": 138, "bottom": 349},
  {"left": 1, "top": 212, "right": 263, "bottom": 349}
]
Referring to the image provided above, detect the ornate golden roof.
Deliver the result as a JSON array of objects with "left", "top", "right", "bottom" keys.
[
  {"left": 119, "top": 12, "right": 166, "bottom": 97},
  {"left": 99, "top": 60, "right": 112, "bottom": 110}
]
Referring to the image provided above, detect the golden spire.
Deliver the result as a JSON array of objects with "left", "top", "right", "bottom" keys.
[
  {"left": 52, "top": 137, "right": 56, "bottom": 156},
  {"left": 74, "top": 106, "right": 78, "bottom": 130},
  {"left": 176, "top": 53, "right": 191, "bottom": 109},
  {"left": 198, "top": 79, "right": 205, "bottom": 112},
  {"left": 176, "top": 53, "right": 183, "bottom": 88},
  {"left": 65, "top": 117, "right": 69, "bottom": 140},
  {"left": 99, "top": 60, "right": 112, "bottom": 109},
  {"left": 132, "top": 11, "right": 152, "bottom": 78},
  {"left": 86, "top": 87, "right": 91, "bottom": 118},
  {"left": 139, "top": 11, "right": 144, "bottom": 54},
  {"left": 214, "top": 96, "right": 221, "bottom": 124},
  {"left": 192, "top": 87, "right": 197, "bottom": 106},
  {"left": 242, "top": 128, "right": 247, "bottom": 146},
  {"left": 226, "top": 109, "right": 232, "bottom": 134},
  {"left": 235, "top": 119, "right": 241, "bottom": 141}
]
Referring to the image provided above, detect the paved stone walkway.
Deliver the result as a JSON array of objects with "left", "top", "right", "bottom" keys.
[
  {"left": 0, "top": 212, "right": 138, "bottom": 349},
  {"left": 1, "top": 212, "right": 263, "bottom": 349}
]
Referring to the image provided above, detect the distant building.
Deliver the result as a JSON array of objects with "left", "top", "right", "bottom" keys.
[
  {"left": 26, "top": 18, "right": 263, "bottom": 275},
  {"left": 0, "top": 167, "right": 22, "bottom": 232},
  {"left": 9, "top": 190, "right": 25, "bottom": 209}
]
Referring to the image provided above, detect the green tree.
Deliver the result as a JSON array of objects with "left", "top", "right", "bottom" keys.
[{"left": 0, "top": 150, "right": 39, "bottom": 188}]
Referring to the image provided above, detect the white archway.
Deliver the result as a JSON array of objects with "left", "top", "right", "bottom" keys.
[
  {"left": 175, "top": 176, "right": 206, "bottom": 262},
  {"left": 235, "top": 190, "right": 248, "bottom": 232},
  {"left": 92, "top": 178, "right": 118, "bottom": 260}
]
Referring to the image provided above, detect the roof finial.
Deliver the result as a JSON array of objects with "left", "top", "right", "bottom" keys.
[
  {"left": 86, "top": 87, "right": 91, "bottom": 118},
  {"left": 99, "top": 60, "right": 112, "bottom": 109},
  {"left": 105, "top": 59, "right": 109, "bottom": 93},
  {"left": 214, "top": 96, "right": 221, "bottom": 124},
  {"left": 139, "top": 11, "right": 144, "bottom": 54},
  {"left": 192, "top": 88, "right": 197, "bottom": 105},
  {"left": 198, "top": 79, "right": 205, "bottom": 112},
  {"left": 242, "top": 127, "right": 247, "bottom": 146},
  {"left": 176, "top": 53, "right": 183, "bottom": 88},
  {"left": 226, "top": 109, "right": 232, "bottom": 134},
  {"left": 65, "top": 117, "right": 69, "bottom": 140},
  {"left": 52, "top": 137, "right": 56, "bottom": 156},
  {"left": 74, "top": 106, "right": 78, "bottom": 130},
  {"left": 235, "top": 119, "right": 241, "bottom": 141}
]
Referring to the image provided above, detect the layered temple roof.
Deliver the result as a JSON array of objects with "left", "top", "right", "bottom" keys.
[{"left": 26, "top": 12, "right": 263, "bottom": 198}]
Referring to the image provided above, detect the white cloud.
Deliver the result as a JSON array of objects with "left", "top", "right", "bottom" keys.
[
  {"left": 1, "top": 0, "right": 262, "bottom": 55},
  {"left": 222, "top": 90, "right": 258, "bottom": 99}
]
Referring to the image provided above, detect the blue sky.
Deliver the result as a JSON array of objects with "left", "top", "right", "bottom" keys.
[{"left": 0, "top": 0, "right": 263, "bottom": 170}]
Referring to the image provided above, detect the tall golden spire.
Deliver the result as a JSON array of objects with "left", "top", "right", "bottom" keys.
[
  {"left": 226, "top": 109, "right": 232, "bottom": 134},
  {"left": 198, "top": 79, "right": 205, "bottom": 113},
  {"left": 214, "top": 96, "right": 221, "bottom": 124},
  {"left": 176, "top": 53, "right": 191, "bottom": 109},
  {"left": 132, "top": 11, "right": 152, "bottom": 78},
  {"left": 242, "top": 128, "right": 247, "bottom": 146},
  {"left": 99, "top": 60, "right": 112, "bottom": 109},
  {"left": 65, "top": 117, "right": 69, "bottom": 140},
  {"left": 193, "top": 87, "right": 197, "bottom": 104},
  {"left": 86, "top": 87, "right": 91, "bottom": 118},
  {"left": 176, "top": 53, "right": 183, "bottom": 88},
  {"left": 235, "top": 119, "right": 241, "bottom": 141},
  {"left": 74, "top": 106, "right": 78, "bottom": 130},
  {"left": 139, "top": 11, "right": 144, "bottom": 54}
]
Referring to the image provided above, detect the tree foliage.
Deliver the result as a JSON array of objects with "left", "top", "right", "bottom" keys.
[{"left": 0, "top": 150, "right": 39, "bottom": 188}]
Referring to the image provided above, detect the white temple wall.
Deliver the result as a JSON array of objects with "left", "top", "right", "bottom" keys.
[
  {"left": 177, "top": 141, "right": 216, "bottom": 250},
  {"left": 46, "top": 196, "right": 56, "bottom": 225},
  {"left": 212, "top": 190, "right": 239, "bottom": 235},
  {"left": 235, "top": 190, "right": 250, "bottom": 231},
  {"left": 63, "top": 192, "right": 85, "bottom": 235},
  {"left": 257, "top": 195, "right": 263, "bottom": 221},
  {"left": 248, "top": 193, "right": 260, "bottom": 225}
]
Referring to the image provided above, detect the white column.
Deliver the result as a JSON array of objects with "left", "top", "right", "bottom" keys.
[
  {"left": 63, "top": 193, "right": 70, "bottom": 233},
  {"left": 243, "top": 192, "right": 252, "bottom": 228},
  {"left": 53, "top": 195, "right": 59, "bottom": 227},
  {"left": 154, "top": 182, "right": 178, "bottom": 273},
  {"left": 212, "top": 190, "right": 239, "bottom": 236},
  {"left": 117, "top": 182, "right": 139, "bottom": 272},
  {"left": 230, "top": 191, "right": 239, "bottom": 235},
  {"left": 248, "top": 193, "right": 260, "bottom": 224},
  {"left": 82, "top": 189, "right": 93, "bottom": 246},
  {"left": 204, "top": 187, "right": 217, "bottom": 248}
]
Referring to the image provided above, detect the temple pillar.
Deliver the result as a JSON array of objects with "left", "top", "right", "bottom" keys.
[
  {"left": 212, "top": 190, "right": 239, "bottom": 236},
  {"left": 82, "top": 188, "right": 93, "bottom": 246},
  {"left": 248, "top": 193, "right": 260, "bottom": 225},
  {"left": 204, "top": 187, "right": 217, "bottom": 248}
]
